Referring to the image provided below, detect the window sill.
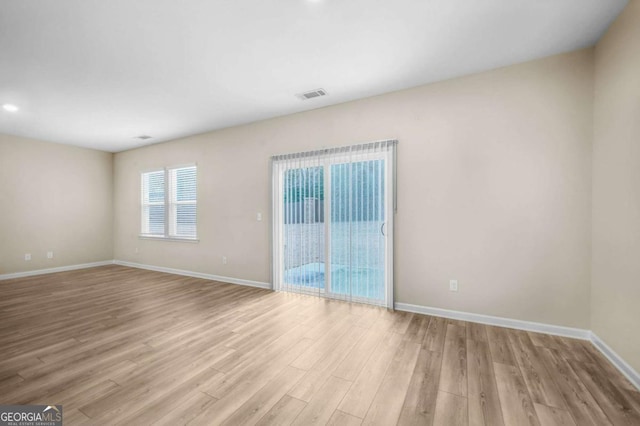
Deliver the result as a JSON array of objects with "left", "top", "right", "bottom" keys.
[{"left": 138, "top": 235, "right": 199, "bottom": 243}]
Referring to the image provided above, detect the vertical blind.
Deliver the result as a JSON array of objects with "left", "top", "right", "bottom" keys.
[{"left": 272, "top": 140, "right": 396, "bottom": 308}]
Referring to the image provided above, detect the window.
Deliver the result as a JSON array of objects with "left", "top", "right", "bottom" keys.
[{"left": 141, "top": 165, "right": 197, "bottom": 240}]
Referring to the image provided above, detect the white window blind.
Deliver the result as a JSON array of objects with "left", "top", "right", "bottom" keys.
[
  {"left": 141, "top": 165, "right": 197, "bottom": 240},
  {"left": 141, "top": 170, "right": 165, "bottom": 236},
  {"left": 169, "top": 166, "right": 197, "bottom": 238}
]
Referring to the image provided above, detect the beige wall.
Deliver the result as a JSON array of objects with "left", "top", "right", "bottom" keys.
[
  {"left": 0, "top": 134, "right": 114, "bottom": 274},
  {"left": 114, "top": 49, "right": 594, "bottom": 329},
  {"left": 592, "top": 1, "right": 640, "bottom": 372}
]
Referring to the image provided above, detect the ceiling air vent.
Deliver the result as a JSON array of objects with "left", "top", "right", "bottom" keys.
[
  {"left": 135, "top": 135, "right": 153, "bottom": 140},
  {"left": 297, "top": 88, "right": 328, "bottom": 100}
]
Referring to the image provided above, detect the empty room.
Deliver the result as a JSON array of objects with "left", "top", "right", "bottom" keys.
[{"left": 1, "top": 0, "right": 639, "bottom": 425}]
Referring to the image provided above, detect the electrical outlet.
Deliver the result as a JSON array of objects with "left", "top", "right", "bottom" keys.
[
  {"left": 449, "top": 280, "right": 458, "bottom": 292},
  {"left": 222, "top": 256, "right": 227, "bottom": 265},
  {"left": 257, "top": 212, "right": 262, "bottom": 221},
  {"left": 47, "top": 251, "right": 54, "bottom": 259},
  {"left": 24, "top": 253, "right": 31, "bottom": 261},
  {"left": 134, "top": 247, "right": 139, "bottom": 254}
]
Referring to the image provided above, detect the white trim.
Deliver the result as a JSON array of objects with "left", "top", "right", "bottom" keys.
[
  {"left": 395, "top": 302, "right": 639, "bottom": 390},
  {"left": 0, "top": 260, "right": 115, "bottom": 280},
  {"left": 138, "top": 235, "right": 200, "bottom": 243},
  {"left": 394, "top": 302, "right": 591, "bottom": 340},
  {"left": 140, "top": 165, "right": 198, "bottom": 240},
  {"left": 385, "top": 147, "right": 395, "bottom": 310},
  {"left": 113, "top": 260, "right": 272, "bottom": 290},
  {"left": 271, "top": 158, "right": 283, "bottom": 292},
  {"left": 271, "top": 144, "right": 395, "bottom": 309},
  {"left": 590, "top": 332, "right": 640, "bottom": 391}
]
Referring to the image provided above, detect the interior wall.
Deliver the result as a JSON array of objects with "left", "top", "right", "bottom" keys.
[
  {"left": 0, "top": 133, "right": 114, "bottom": 274},
  {"left": 114, "top": 48, "right": 594, "bottom": 329},
  {"left": 592, "top": 0, "right": 640, "bottom": 372}
]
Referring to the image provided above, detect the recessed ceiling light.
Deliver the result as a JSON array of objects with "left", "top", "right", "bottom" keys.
[{"left": 2, "top": 104, "right": 19, "bottom": 112}]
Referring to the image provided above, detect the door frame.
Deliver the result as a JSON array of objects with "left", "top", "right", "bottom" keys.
[{"left": 272, "top": 149, "right": 394, "bottom": 309}]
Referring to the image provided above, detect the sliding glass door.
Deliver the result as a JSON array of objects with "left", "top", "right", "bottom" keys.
[
  {"left": 329, "top": 158, "right": 386, "bottom": 302},
  {"left": 272, "top": 141, "right": 395, "bottom": 308},
  {"left": 281, "top": 165, "right": 326, "bottom": 293}
]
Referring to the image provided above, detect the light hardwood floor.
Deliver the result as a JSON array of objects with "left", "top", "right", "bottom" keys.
[{"left": 1, "top": 265, "right": 639, "bottom": 425}]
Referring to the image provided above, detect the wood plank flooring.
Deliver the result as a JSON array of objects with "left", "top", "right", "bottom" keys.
[{"left": 0, "top": 265, "right": 638, "bottom": 425}]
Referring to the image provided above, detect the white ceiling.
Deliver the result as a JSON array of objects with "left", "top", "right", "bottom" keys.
[{"left": 0, "top": 0, "right": 628, "bottom": 152}]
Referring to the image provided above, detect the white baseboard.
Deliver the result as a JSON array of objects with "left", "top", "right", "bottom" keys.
[
  {"left": 590, "top": 332, "right": 640, "bottom": 390},
  {"left": 395, "top": 302, "right": 591, "bottom": 340},
  {"left": 0, "top": 260, "right": 115, "bottom": 281},
  {"left": 395, "top": 302, "right": 639, "bottom": 390},
  {"left": 113, "top": 260, "right": 272, "bottom": 290}
]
